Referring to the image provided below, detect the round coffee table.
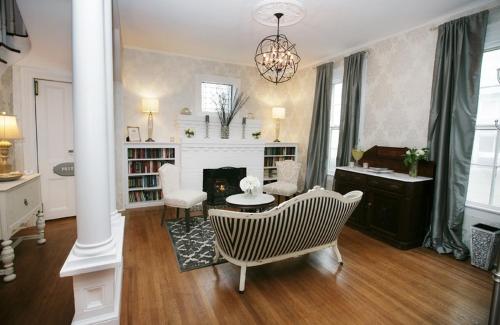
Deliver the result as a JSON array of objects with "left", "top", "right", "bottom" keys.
[{"left": 225, "top": 193, "right": 275, "bottom": 212}]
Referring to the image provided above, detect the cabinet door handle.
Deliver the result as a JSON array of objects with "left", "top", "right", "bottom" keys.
[
  {"left": 68, "top": 149, "right": 74, "bottom": 153},
  {"left": 24, "top": 199, "right": 29, "bottom": 206},
  {"left": 368, "top": 202, "right": 372, "bottom": 207}
]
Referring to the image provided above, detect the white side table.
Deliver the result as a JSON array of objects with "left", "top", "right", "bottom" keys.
[
  {"left": 226, "top": 193, "right": 276, "bottom": 212},
  {"left": 0, "top": 174, "right": 46, "bottom": 282}
]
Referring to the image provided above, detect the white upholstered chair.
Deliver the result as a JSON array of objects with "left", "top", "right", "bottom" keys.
[
  {"left": 262, "top": 160, "right": 301, "bottom": 202},
  {"left": 159, "top": 163, "right": 207, "bottom": 231}
]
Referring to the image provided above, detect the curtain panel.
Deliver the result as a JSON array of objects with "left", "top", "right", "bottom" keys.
[
  {"left": 423, "top": 10, "right": 489, "bottom": 260},
  {"left": 304, "top": 62, "right": 333, "bottom": 190},
  {"left": 336, "top": 52, "right": 365, "bottom": 167}
]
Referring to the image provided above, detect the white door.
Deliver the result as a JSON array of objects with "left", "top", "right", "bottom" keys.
[{"left": 35, "top": 79, "right": 76, "bottom": 220}]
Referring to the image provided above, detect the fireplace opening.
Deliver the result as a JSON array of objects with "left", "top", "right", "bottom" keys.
[{"left": 203, "top": 167, "right": 246, "bottom": 205}]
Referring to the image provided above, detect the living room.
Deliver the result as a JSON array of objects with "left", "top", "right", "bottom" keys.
[{"left": 1, "top": 0, "right": 500, "bottom": 324}]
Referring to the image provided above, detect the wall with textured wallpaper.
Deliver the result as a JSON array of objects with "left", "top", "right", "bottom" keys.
[
  {"left": 362, "top": 26, "right": 437, "bottom": 149},
  {"left": 121, "top": 48, "right": 316, "bottom": 189},
  {"left": 121, "top": 25, "right": 439, "bottom": 193},
  {"left": 0, "top": 67, "right": 13, "bottom": 114}
]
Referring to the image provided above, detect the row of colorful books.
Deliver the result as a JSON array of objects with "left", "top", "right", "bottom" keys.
[
  {"left": 129, "top": 175, "right": 159, "bottom": 188},
  {"left": 129, "top": 190, "right": 163, "bottom": 203},
  {"left": 128, "top": 161, "right": 171, "bottom": 174},
  {"left": 264, "top": 157, "right": 295, "bottom": 167},
  {"left": 264, "top": 147, "right": 296, "bottom": 156},
  {"left": 127, "top": 148, "right": 175, "bottom": 159}
]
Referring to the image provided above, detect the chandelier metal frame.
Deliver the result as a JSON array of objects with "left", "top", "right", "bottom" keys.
[{"left": 254, "top": 13, "right": 301, "bottom": 84}]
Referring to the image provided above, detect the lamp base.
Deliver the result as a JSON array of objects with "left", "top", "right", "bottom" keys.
[
  {"left": 273, "top": 139, "right": 281, "bottom": 142},
  {"left": 0, "top": 171, "right": 23, "bottom": 182},
  {"left": 145, "top": 138, "right": 155, "bottom": 142}
]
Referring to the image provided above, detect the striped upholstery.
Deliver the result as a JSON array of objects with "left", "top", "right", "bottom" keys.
[
  {"left": 209, "top": 187, "right": 362, "bottom": 292},
  {"left": 209, "top": 187, "right": 362, "bottom": 263}
]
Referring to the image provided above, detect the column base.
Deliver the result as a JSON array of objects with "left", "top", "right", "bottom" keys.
[{"left": 60, "top": 215, "right": 125, "bottom": 325}]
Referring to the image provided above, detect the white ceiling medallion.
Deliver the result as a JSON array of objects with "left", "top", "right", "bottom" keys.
[{"left": 253, "top": 0, "right": 306, "bottom": 27}]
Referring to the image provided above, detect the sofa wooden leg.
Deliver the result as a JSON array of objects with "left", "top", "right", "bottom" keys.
[
  {"left": 333, "top": 240, "right": 343, "bottom": 265},
  {"left": 185, "top": 208, "right": 191, "bottom": 232},
  {"left": 213, "top": 244, "right": 220, "bottom": 264},
  {"left": 239, "top": 265, "right": 247, "bottom": 293},
  {"left": 203, "top": 200, "right": 208, "bottom": 221},
  {"left": 161, "top": 205, "right": 166, "bottom": 225}
]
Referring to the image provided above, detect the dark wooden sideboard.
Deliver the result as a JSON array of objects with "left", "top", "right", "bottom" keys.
[{"left": 334, "top": 146, "right": 434, "bottom": 249}]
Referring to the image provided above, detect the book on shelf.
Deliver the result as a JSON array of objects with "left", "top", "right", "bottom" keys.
[{"left": 127, "top": 148, "right": 175, "bottom": 159}]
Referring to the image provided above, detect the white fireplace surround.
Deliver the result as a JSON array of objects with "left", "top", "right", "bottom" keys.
[{"left": 177, "top": 115, "right": 265, "bottom": 191}]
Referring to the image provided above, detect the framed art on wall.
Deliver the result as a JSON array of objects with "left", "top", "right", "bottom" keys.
[{"left": 127, "top": 126, "right": 141, "bottom": 142}]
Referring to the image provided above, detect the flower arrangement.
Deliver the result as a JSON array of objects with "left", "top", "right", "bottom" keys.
[
  {"left": 252, "top": 131, "right": 261, "bottom": 139},
  {"left": 214, "top": 89, "right": 249, "bottom": 139},
  {"left": 240, "top": 176, "right": 261, "bottom": 196},
  {"left": 403, "top": 148, "right": 429, "bottom": 177},
  {"left": 184, "top": 128, "right": 195, "bottom": 138}
]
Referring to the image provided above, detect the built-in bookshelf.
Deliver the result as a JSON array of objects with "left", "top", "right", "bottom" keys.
[
  {"left": 263, "top": 143, "right": 298, "bottom": 184},
  {"left": 124, "top": 143, "right": 179, "bottom": 208}
]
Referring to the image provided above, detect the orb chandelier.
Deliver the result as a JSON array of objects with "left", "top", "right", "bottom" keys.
[{"left": 254, "top": 13, "right": 301, "bottom": 84}]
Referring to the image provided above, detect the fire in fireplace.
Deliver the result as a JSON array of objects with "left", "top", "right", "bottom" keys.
[{"left": 203, "top": 167, "right": 246, "bottom": 205}]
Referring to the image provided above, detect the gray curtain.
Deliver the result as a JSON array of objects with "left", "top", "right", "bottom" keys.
[
  {"left": 336, "top": 52, "right": 365, "bottom": 167},
  {"left": 423, "top": 11, "right": 489, "bottom": 260},
  {"left": 304, "top": 62, "right": 333, "bottom": 190}
]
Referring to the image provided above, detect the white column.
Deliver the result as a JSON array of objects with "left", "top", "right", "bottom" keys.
[
  {"left": 72, "top": 0, "right": 114, "bottom": 256},
  {"left": 61, "top": 1, "right": 124, "bottom": 324},
  {"left": 104, "top": 0, "right": 119, "bottom": 221}
]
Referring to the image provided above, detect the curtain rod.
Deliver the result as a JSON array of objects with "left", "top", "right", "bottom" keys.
[{"left": 311, "top": 49, "right": 370, "bottom": 69}]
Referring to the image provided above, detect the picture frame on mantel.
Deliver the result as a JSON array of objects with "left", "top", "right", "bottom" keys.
[{"left": 127, "top": 126, "right": 141, "bottom": 142}]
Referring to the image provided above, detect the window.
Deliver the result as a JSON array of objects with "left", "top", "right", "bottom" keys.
[
  {"left": 466, "top": 48, "right": 500, "bottom": 209},
  {"left": 201, "top": 82, "right": 233, "bottom": 113},
  {"left": 328, "top": 83, "right": 342, "bottom": 174}
]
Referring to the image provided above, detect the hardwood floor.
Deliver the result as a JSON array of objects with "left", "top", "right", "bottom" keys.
[{"left": 0, "top": 207, "right": 493, "bottom": 324}]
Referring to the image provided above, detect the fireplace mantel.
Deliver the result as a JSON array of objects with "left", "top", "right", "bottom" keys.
[{"left": 179, "top": 139, "right": 265, "bottom": 191}]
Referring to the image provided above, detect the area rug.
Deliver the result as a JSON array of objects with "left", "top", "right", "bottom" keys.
[{"left": 165, "top": 218, "right": 226, "bottom": 272}]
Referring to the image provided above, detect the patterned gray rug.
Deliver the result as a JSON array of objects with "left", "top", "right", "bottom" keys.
[{"left": 165, "top": 218, "right": 226, "bottom": 272}]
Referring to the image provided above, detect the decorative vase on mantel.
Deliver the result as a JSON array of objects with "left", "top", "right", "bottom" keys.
[
  {"left": 409, "top": 161, "right": 418, "bottom": 177},
  {"left": 220, "top": 125, "right": 230, "bottom": 139}
]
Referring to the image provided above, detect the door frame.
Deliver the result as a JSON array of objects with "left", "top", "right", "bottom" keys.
[{"left": 12, "top": 65, "right": 72, "bottom": 174}]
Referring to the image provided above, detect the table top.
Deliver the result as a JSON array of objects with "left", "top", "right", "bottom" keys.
[
  {"left": 0, "top": 173, "right": 40, "bottom": 192},
  {"left": 226, "top": 193, "right": 275, "bottom": 208},
  {"left": 336, "top": 166, "right": 433, "bottom": 183}
]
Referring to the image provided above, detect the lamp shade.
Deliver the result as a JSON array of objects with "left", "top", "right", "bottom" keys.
[
  {"left": 142, "top": 98, "right": 159, "bottom": 113},
  {"left": 0, "top": 113, "right": 21, "bottom": 139},
  {"left": 272, "top": 107, "right": 286, "bottom": 119}
]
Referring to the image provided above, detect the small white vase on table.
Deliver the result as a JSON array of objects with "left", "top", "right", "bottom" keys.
[{"left": 240, "top": 176, "right": 261, "bottom": 197}]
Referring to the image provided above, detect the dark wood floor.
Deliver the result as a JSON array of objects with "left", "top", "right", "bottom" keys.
[{"left": 0, "top": 207, "right": 493, "bottom": 324}]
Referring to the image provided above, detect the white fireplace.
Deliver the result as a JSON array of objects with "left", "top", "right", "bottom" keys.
[
  {"left": 180, "top": 139, "right": 265, "bottom": 190},
  {"left": 176, "top": 115, "right": 265, "bottom": 191}
]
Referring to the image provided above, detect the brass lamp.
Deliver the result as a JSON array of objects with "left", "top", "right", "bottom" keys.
[
  {"left": 0, "top": 113, "right": 22, "bottom": 179},
  {"left": 142, "top": 98, "right": 159, "bottom": 142},
  {"left": 272, "top": 107, "right": 286, "bottom": 142}
]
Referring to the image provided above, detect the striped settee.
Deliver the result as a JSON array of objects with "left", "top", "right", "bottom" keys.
[{"left": 209, "top": 186, "right": 363, "bottom": 292}]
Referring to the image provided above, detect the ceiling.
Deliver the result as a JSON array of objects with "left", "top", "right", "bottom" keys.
[
  {"left": 13, "top": 0, "right": 495, "bottom": 72},
  {"left": 117, "top": 0, "right": 492, "bottom": 67}
]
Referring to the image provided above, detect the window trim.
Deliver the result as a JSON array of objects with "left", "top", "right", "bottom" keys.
[
  {"left": 466, "top": 47, "right": 500, "bottom": 209},
  {"left": 328, "top": 81, "right": 343, "bottom": 176},
  {"left": 195, "top": 74, "right": 240, "bottom": 115}
]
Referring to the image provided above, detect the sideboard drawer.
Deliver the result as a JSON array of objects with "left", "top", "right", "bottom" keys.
[
  {"left": 367, "top": 177, "right": 405, "bottom": 194},
  {"left": 5, "top": 178, "right": 42, "bottom": 227},
  {"left": 336, "top": 170, "right": 366, "bottom": 185}
]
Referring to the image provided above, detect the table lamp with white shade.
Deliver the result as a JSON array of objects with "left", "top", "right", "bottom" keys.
[
  {"left": 272, "top": 107, "right": 286, "bottom": 142},
  {"left": 0, "top": 112, "right": 22, "bottom": 180},
  {"left": 142, "top": 98, "right": 159, "bottom": 142}
]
